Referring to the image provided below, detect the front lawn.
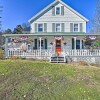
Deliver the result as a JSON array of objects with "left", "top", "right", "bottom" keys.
[{"left": 0, "top": 60, "right": 100, "bottom": 100}]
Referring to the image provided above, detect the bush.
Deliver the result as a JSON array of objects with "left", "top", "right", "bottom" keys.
[
  {"left": 94, "top": 41, "right": 100, "bottom": 47},
  {"left": 0, "top": 49, "right": 4, "bottom": 59}
]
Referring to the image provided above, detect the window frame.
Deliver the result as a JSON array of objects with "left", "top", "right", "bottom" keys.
[
  {"left": 37, "top": 24, "right": 44, "bottom": 32},
  {"left": 55, "top": 7, "right": 61, "bottom": 15},
  {"left": 55, "top": 23, "right": 61, "bottom": 32},
  {"left": 73, "top": 23, "right": 79, "bottom": 32}
]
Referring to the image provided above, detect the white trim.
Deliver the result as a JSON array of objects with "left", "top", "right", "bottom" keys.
[
  {"left": 28, "top": 0, "right": 89, "bottom": 23},
  {"left": 74, "top": 37, "right": 76, "bottom": 50},
  {"left": 38, "top": 38, "right": 45, "bottom": 49},
  {"left": 59, "top": 0, "right": 89, "bottom": 22},
  {"left": 4, "top": 33, "right": 100, "bottom": 37},
  {"left": 28, "top": 0, "right": 58, "bottom": 22}
]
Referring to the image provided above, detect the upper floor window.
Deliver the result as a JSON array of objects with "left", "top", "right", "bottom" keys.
[
  {"left": 74, "top": 24, "right": 78, "bottom": 32},
  {"left": 56, "top": 23, "right": 61, "bottom": 32},
  {"left": 52, "top": 6, "right": 64, "bottom": 16},
  {"left": 38, "top": 24, "right": 43, "bottom": 32},
  {"left": 56, "top": 7, "right": 61, "bottom": 15}
]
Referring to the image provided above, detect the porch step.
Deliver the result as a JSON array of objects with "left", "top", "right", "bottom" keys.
[{"left": 50, "top": 56, "right": 66, "bottom": 63}]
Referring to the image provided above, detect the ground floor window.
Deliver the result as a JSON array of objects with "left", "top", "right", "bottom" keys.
[
  {"left": 76, "top": 40, "right": 80, "bottom": 49},
  {"left": 72, "top": 38, "right": 81, "bottom": 49},
  {"left": 34, "top": 38, "right": 47, "bottom": 50}
]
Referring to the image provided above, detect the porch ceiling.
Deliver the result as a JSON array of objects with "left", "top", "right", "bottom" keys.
[{"left": 2, "top": 32, "right": 100, "bottom": 37}]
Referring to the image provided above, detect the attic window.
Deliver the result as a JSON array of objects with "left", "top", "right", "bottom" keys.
[{"left": 56, "top": 7, "right": 60, "bottom": 15}]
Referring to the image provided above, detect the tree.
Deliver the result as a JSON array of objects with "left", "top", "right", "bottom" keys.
[
  {"left": 84, "top": 36, "right": 100, "bottom": 49},
  {"left": 0, "top": 6, "right": 3, "bottom": 32},
  {"left": 92, "top": 0, "right": 100, "bottom": 33},
  {"left": 22, "top": 23, "right": 30, "bottom": 31},
  {"left": 22, "top": 23, "right": 29, "bottom": 31},
  {"left": 13, "top": 25, "right": 23, "bottom": 34},
  {"left": 0, "top": 32, "right": 4, "bottom": 49},
  {"left": 5, "top": 28, "right": 12, "bottom": 34}
]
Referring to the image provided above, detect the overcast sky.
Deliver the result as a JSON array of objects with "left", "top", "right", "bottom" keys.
[{"left": 1, "top": 0, "right": 98, "bottom": 32}]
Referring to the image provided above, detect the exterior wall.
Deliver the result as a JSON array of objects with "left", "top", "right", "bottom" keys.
[
  {"left": 8, "top": 36, "right": 85, "bottom": 50},
  {"left": 30, "top": 3, "right": 87, "bottom": 33},
  {"left": 31, "top": 36, "right": 84, "bottom": 50}
]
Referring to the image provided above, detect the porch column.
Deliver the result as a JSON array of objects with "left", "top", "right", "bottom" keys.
[
  {"left": 80, "top": 39, "right": 82, "bottom": 49},
  {"left": 74, "top": 37, "right": 76, "bottom": 50},
  {"left": 39, "top": 37, "right": 42, "bottom": 57},
  {"left": 5, "top": 37, "right": 8, "bottom": 58},
  {"left": 74, "top": 37, "right": 77, "bottom": 56}
]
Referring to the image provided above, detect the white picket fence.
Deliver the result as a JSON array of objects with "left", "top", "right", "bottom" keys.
[
  {"left": 8, "top": 50, "right": 54, "bottom": 58},
  {"left": 64, "top": 49, "right": 100, "bottom": 56},
  {"left": 8, "top": 49, "right": 100, "bottom": 58}
]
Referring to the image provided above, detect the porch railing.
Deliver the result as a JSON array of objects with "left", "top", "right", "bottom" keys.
[
  {"left": 7, "top": 49, "right": 100, "bottom": 58},
  {"left": 8, "top": 50, "right": 54, "bottom": 59},
  {"left": 64, "top": 49, "right": 100, "bottom": 57}
]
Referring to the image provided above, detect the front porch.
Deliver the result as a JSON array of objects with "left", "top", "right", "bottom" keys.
[{"left": 3, "top": 33, "right": 100, "bottom": 63}]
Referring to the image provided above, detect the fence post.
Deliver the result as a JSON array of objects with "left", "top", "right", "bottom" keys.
[{"left": 5, "top": 37, "right": 8, "bottom": 58}]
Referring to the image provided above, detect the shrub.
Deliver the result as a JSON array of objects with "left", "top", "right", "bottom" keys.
[{"left": 94, "top": 41, "right": 100, "bottom": 47}]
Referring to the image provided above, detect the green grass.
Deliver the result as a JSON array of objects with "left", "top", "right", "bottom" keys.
[{"left": 0, "top": 60, "right": 100, "bottom": 100}]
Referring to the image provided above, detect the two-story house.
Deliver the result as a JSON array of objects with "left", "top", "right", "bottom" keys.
[
  {"left": 4, "top": 0, "right": 100, "bottom": 62},
  {"left": 28, "top": 0, "right": 88, "bottom": 54}
]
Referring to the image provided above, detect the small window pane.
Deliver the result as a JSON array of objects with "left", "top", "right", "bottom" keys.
[
  {"left": 74, "top": 28, "right": 78, "bottom": 32},
  {"left": 38, "top": 24, "right": 43, "bottom": 32},
  {"left": 56, "top": 7, "right": 60, "bottom": 15},
  {"left": 74, "top": 24, "right": 78, "bottom": 28}
]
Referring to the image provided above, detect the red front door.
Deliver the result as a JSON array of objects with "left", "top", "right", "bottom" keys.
[{"left": 55, "top": 39, "right": 62, "bottom": 54}]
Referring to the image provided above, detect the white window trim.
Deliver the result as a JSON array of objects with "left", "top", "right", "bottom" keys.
[
  {"left": 55, "top": 23, "right": 61, "bottom": 32},
  {"left": 37, "top": 23, "right": 44, "bottom": 32},
  {"left": 55, "top": 6, "right": 61, "bottom": 15},
  {"left": 73, "top": 23, "right": 79, "bottom": 32}
]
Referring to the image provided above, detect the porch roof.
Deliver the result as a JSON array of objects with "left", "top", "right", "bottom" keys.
[{"left": 2, "top": 32, "right": 100, "bottom": 37}]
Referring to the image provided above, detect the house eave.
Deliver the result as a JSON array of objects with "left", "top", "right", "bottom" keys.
[
  {"left": 2, "top": 32, "right": 100, "bottom": 37},
  {"left": 28, "top": 0, "right": 58, "bottom": 23}
]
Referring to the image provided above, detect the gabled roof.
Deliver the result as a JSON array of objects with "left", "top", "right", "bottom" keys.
[{"left": 28, "top": 0, "right": 89, "bottom": 23}]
